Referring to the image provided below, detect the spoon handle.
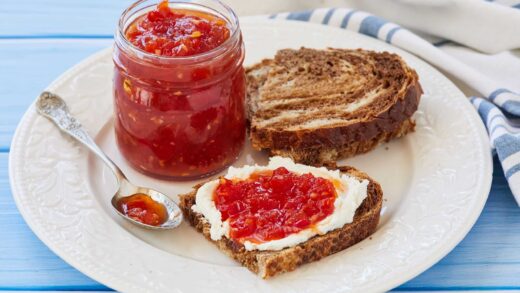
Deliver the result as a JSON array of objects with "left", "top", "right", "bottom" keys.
[{"left": 36, "top": 91, "right": 126, "bottom": 182}]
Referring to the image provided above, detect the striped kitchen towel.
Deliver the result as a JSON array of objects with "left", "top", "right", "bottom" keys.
[{"left": 265, "top": 8, "right": 520, "bottom": 205}]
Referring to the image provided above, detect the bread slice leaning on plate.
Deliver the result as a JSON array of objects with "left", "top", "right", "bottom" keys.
[
  {"left": 178, "top": 165, "right": 383, "bottom": 279},
  {"left": 246, "top": 47, "right": 422, "bottom": 165}
]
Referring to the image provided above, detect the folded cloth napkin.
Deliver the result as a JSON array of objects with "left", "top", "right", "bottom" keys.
[
  {"left": 264, "top": 8, "right": 520, "bottom": 205},
  {"left": 344, "top": 0, "right": 520, "bottom": 53}
]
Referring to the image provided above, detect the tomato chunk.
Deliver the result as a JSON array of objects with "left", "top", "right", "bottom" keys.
[
  {"left": 214, "top": 167, "right": 337, "bottom": 243},
  {"left": 125, "top": 0, "right": 230, "bottom": 57}
]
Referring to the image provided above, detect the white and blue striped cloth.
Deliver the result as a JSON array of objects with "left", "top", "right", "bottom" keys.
[{"left": 265, "top": 8, "right": 520, "bottom": 205}]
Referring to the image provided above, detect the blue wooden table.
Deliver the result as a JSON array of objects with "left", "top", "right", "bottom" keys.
[{"left": 1, "top": 1, "right": 520, "bottom": 291}]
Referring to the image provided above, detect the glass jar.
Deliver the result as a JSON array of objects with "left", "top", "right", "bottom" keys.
[{"left": 113, "top": 0, "right": 245, "bottom": 179}]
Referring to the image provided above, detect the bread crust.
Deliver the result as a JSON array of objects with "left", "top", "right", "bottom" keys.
[
  {"left": 269, "top": 118, "right": 415, "bottom": 164},
  {"left": 247, "top": 48, "right": 423, "bottom": 165},
  {"left": 178, "top": 166, "right": 383, "bottom": 279}
]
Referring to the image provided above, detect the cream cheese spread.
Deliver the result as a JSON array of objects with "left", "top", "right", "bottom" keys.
[{"left": 191, "top": 156, "right": 369, "bottom": 251}]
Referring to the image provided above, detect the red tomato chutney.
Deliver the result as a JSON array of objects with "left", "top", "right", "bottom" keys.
[
  {"left": 113, "top": 0, "right": 245, "bottom": 179},
  {"left": 116, "top": 193, "right": 168, "bottom": 226},
  {"left": 213, "top": 167, "right": 337, "bottom": 243},
  {"left": 126, "top": 1, "right": 230, "bottom": 57}
]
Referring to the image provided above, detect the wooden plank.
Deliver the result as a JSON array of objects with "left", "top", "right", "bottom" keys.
[
  {"left": 0, "top": 0, "right": 295, "bottom": 37},
  {"left": 0, "top": 39, "right": 112, "bottom": 149},
  {"left": 0, "top": 0, "right": 280, "bottom": 37},
  {"left": 2, "top": 290, "right": 109, "bottom": 293},
  {"left": 0, "top": 1, "right": 132, "bottom": 37},
  {"left": 2, "top": 153, "right": 520, "bottom": 290}
]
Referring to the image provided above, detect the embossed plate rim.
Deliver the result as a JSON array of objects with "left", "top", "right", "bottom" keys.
[{"left": 9, "top": 19, "right": 492, "bottom": 292}]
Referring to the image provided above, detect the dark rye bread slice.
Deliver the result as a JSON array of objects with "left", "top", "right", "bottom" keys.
[
  {"left": 178, "top": 166, "right": 383, "bottom": 279},
  {"left": 246, "top": 47, "right": 422, "bottom": 165}
]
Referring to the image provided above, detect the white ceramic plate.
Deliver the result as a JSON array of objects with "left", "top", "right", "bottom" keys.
[{"left": 9, "top": 19, "right": 492, "bottom": 292}]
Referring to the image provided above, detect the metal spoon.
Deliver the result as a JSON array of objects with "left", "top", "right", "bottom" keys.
[{"left": 35, "top": 91, "right": 183, "bottom": 230}]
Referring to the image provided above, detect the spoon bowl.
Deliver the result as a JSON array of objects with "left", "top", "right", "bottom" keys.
[
  {"left": 111, "top": 180, "right": 183, "bottom": 230},
  {"left": 36, "top": 91, "right": 183, "bottom": 230}
]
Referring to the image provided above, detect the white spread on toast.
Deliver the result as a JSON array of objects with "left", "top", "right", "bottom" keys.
[{"left": 191, "top": 156, "right": 369, "bottom": 251}]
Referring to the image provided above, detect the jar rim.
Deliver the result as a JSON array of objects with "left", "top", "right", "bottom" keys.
[{"left": 116, "top": 0, "right": 241, "bottom": 62}]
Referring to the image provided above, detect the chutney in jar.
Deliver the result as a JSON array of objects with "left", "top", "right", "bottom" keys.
[{"left": 113, "top": 0, "right": 245, "bottom": 179}]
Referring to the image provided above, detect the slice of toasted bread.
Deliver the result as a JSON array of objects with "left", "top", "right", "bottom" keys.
[
  {"left": 246, "top": 47, "right": 422, "bottom": 165},
  {"left": 178, "top": 166, "right": 383, "bottom": 279}
]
